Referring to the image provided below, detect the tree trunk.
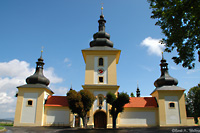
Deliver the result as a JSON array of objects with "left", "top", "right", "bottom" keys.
[
  {"left": 112, "top": 115, "right": 117, "bottom": 129},
  {"left": 82, "top": 115, "right": 87, "bottom": 128}
]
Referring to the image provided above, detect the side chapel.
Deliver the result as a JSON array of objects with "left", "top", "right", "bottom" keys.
[{"left": 14, "top": 8, "right": 195, "bottom": 127}]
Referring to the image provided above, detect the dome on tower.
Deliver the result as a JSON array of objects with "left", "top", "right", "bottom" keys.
[
  {"left": 26, "top": 54, "right": 50, "bottom": 86},
  {"left": 154, "top": 54, "right": 178, "bottom": 87},
  {"left": 90, "top": 8, "right": 113, "bottom": 47}
]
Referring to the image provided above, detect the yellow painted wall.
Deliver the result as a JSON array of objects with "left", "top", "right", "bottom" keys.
[
  {"left": 85, "top": 55, "right": 94, "bottom": 84},
  {"left": 84, "top": 54, "right": 118, "bottom": 85},
  {"left": 107, "top": 55, "right": 117, "bottom": 85},
  {"left": 187, "top": 117, "right": 195, "bottom": 126},
  {"left": 82, "top": 50, "right": 120, "bottom": 86},
  {"left": 14, "top": 87, "right": 53, "bottom": 126},
  {"left": 151, "top": 90, "right": 187, "bottom": 126}
]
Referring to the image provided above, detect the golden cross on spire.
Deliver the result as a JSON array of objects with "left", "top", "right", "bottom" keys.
[
  {"left": 101, "top": 3, "right": 104, "bottom": 15},
  {"left": 41, "top": 46, "right": 44, "bottom": 58}
]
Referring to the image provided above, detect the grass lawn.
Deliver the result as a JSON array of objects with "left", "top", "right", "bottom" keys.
[
  {"left": 0, "top": 123, "right": 13, "bottom": 126},
  {"left": 0, "top": 126, "right": 5, "bottom": 130}
]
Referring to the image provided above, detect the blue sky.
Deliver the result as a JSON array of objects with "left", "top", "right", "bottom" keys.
[{"left": 0, "top": 0, "right": 200, "bottom": 119}]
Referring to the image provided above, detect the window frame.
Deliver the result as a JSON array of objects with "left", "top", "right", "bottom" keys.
[
  {"left": 98, "top": 76, "right": 104, "bottom": 83},
  {"left": 98, "top": 57, "right": 104, "bottom": 67},
  {"left": 169, "top": 102, "right": 175, "bottom": 109},
  {"left": 97, "top": 94, "right": 104, "bottom": 106},
  {"left": 27, "top": 99, "right": 33, "bottom": 106}
]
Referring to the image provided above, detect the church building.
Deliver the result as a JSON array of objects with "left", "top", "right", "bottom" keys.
[{"left": 14, "top": 8, "right": 195, "bottom": 127}]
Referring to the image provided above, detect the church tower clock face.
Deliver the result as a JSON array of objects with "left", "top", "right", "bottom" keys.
[{"left": 98, "top": 68, "right": 104, "bottom": 74}]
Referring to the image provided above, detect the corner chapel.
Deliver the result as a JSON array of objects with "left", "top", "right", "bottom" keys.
[{"left": 14, "top": 8, "right": 195, "bottom": 128}]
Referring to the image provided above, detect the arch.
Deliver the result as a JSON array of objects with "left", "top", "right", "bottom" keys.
[
  {"left": 94, "top": 111, "right": 107, "bottom": 128},
  {"left": 98, "top": 57, "right": 104, "bottom": 66}
]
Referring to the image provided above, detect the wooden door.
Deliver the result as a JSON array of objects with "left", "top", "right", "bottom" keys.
[{"left": 94, "top": 111, "right": 107, "bottom": 128}]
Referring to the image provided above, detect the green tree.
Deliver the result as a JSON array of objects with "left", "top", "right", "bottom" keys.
[
  {"left": 130, "top": 92, "right": 135, "bottom": 97},
  {"left": 67, "top": 89, "right": 95, "bottom": 128},
  {"left": 185, "top": 84, "right": 200, "bottom": 124},
  {"left": 148, "top": 0, "right": 200, "bottom": 69},
  {"left": 106, "top": 92, "right": 130, "bottom": 128}
]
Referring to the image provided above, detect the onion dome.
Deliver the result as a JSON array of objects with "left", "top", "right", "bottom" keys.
[
  {"left": 26, "top": 52, "right": 50, "bottom": 86},
  {"left": 90, "top": 6, "right": 113, "bottom": 47},
  {"left": 154, "top": 53, "right": 178, "bottom": 87}
]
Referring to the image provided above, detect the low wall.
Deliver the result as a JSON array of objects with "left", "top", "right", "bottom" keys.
[{"left": 187, "top": 117, "right": 195, "bottom": 125}]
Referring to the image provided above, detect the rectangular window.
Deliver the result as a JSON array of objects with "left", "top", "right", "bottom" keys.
[
  {"left": 169, "top": 102, "right": 175, "bottom": 108},
  {"left": 98, "top": 76, "right": 104, "bottom": 83},
  {"left": 27, "top": 100, "right": 33, "bottom": 106}
]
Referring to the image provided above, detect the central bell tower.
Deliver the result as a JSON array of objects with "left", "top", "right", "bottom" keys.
[{"left": 81, "top": 7, "right": 121, "bottom": 128}]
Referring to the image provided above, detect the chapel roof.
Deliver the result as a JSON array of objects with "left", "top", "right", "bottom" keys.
[
  {"left": 45, "top": 96, "right": 68, "bottom": 107},
  {"left": 124, "top": 97, "right": 158, "bottom": 108}
]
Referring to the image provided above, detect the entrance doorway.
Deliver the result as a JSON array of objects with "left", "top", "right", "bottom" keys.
[{"left": 94, "top": 111, "right": 107, "bottom": 128}]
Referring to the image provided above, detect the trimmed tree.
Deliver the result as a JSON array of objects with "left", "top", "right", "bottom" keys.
[
  {"left": 148, "top": 0, "right": 200, "bottom": 69},
  {"left": 130, "top": 92, "right": 135, "bottom": 97},
  {"left": 185, "top": 84, "right": 200, "bottom": 124},
  {"left": 106, "top": 92, "right": 130, "bottom": 128},
  {"left": 67, "top": 89, "right": 95, "bottom": 128}
]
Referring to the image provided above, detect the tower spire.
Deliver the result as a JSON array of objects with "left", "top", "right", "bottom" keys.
[
  {"left": 136, "top": 81, "right": 140, "bottom": 97},
  {"left": 26, "top": 50, "right": 50, "bottom": 86},
  {"left": 154, "top": 53, "right": 178, "bottom": 87},
  {"left": 98, "top": 4, "right": 106, "bottom": 32},
  {"left": 40, "top": 46, "right": 44, "bottom": 58},
  {"left": 70, "top": 83, "right": 73, "bottom": 90},
  {"left": 101, "top": 3, "right": 104, "bottom": 16},
  {"left": 89, "top": 5, "right": 114, "bottom": 47}
]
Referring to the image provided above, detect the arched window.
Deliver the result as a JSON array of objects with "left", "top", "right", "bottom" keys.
[
  {"left": 99, "top": 97, "right": 103, "bottom": 105},
  {"left": 99, "top": 58, "right": 104, "bottom": 66},
  {"left": 98, "top": 94, "right": 104, "bottom": 107}
]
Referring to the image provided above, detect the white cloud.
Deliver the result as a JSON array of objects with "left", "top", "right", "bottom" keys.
[
  {"left": 51, "top": 86, "right": 68, "bottom": 96},
  {"left": 140, "top": 65, "right": 153, "bottom": 72},
  {"left": 64, "top": 57, "right": 72, "bottom": 67},
  {"left": 187, "top": 69, "right": 200, "bottom": 74},
  {"left": 141, "top": 37, "right": 165, "bottom": 57},
  {"left": 170, "top": 66, "right": 178, "bottom": 70},
  {"left": 44, "top": 67, "right": 63, "bottom": 83},
  {"left": 0, "top": 93, "right": 14, "bottom": 104},
  {"left": 0, "top": 59, "right": 64, "bottom": 119},
  {"left": 64, "top": 58, "right": 70, "bottom": 63},
  {"left": 0, "top": 59, "right": 34, "bottom": 78}
]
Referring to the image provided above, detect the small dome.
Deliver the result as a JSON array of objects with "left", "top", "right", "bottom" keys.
[
  {"left": 154, "top": 55, "right": 178, "bottom": 87},
  {"left": 154, "top": 73, "right": 178, "bottom": 87},
  {"left": 89, "top": 13, "right": 113, "bottom": 48},
  {"left": 26, "top": 56, "right": 50, "bottom": 86}
]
